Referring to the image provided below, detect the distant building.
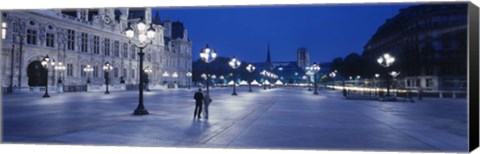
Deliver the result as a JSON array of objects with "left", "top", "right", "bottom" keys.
[
  {"left": 362, "top": 4, "right": 467, "bottom": 92},
  {"left": 297, "top": 47, "right": 310, "bottom": 69},
  {"left": 1, "top": 8, "right": 192, "bottom": 93}
]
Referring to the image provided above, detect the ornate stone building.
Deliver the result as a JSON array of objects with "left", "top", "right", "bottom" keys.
[{"left": 1, "top": 8, "right": 192, "bottom": 92}]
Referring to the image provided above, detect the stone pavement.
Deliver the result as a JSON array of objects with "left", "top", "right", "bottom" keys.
[{"left": 1, "top": 87, "right": 468, "bottom": 152}]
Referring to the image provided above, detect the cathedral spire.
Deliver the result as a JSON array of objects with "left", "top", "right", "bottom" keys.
[
  {"left": 266, "top": 42, "right": 271, "bottom": 64},
  {"left": 152, "top": 11, "right": 162, "bottom": 25}
]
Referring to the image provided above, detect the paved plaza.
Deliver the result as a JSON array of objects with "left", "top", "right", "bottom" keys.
[{"left": 1, "top": 87, "right": 468, "bottom": 152}]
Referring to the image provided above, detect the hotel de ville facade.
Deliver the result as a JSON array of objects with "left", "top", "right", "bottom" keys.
[{"left": 0, "top": 8, "right": 192, "bottom": 93}]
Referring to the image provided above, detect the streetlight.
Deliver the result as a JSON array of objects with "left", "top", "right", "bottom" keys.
[
  {"left": 125, "top": 19, "right": 156, "bottom": 115},
  {"left": 41, "top": 55, "right": 55, "bottom": 98},
  {"left": 103, "top": 61, "right": 113, "bottom": 94},
  {"left": 374, "top": 73, "right": 380, "bottom": 97},
  {"left": 329, "top": 71, "right": 336, "bottom": 90},
  {"left": 54, "top": 62, "right": 66, "bottom": 84},
  {"left": 389, "top": 71, "right": 401, "bottom": 96},
  {"left": 172, "top": 72, "right": 178, "bottom": 88},
  {"left": 311, "top": 62, "right": 321, "bottom": 95},
  {"left": 144, "top": 66, "right": 152, "bottom": 91},
  {"left": 83, "top": 65, "right": 93, "bottom": 84},
  {"left": 219, "top": 75, "right": 225, "bottom": 85},
  {"left": 246, "top": 64, "right": 256, "bottom": 92},
  {"left": 377, "top": 53, "right": 395, "bottom": 96},
  {"left": 306, "top": 70, "right": 314, "bottom": 91},
  {"left": 211, "top": 74, "right": 217, "bottom": 87},
  {"left": 163, "top": 71, "right": 170, "bottom": 86},
  {"left": 186, "top": 72, "right": 192, "bottom": 89},
  {"left": 229, "top": 56, "right": 241, "bottom": 96},
  {"left": 261, "top": 70, "right": 268, "bottom": 90},
  {"left": 200, "top": 45, "right": 217, "bottom": 94}
]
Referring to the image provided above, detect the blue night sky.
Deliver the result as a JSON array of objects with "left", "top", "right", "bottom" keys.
[{"left": 154, "top": 3, "right": 416, "bottom": 64}]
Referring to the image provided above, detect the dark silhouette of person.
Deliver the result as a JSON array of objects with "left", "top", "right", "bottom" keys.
[{"left": 193, "top": 88, "right": 204, "bottom": 118}]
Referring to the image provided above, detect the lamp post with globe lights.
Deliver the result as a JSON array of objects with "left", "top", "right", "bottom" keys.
[
  {"left": 54, "top": 62, "right": 66, "bottom": 93},
  {"left": 211, "top": 74, "right": 217, "bottom": 87},
  {"left": 103, "top": 62, "right": 113, "bottom": 94},
  {"left": 125, "top": 19, "right": 156, "bottom": 115},
  {"left": 260, "top": 70, "right": 268, "bottom": 90},
  {"left": 144, "top": 66, "right": 152, "bottom": 91},
  {"left": 374, "top": 73, "right": 380, "bottom": 97},
  {"left": 41, "top": 55, "right": 55, "bottom": 98},
  {"left": 200, "top": 45, "right": 217, "bottom": 94},
  {"left": 186, "top": 72, "right": 192, "bottom": 89},
  {"left": 377, "top": 53, "right": 395, "bottom": 96},
  {"left": 172, "top": 72, "right": 178, "bottom": 88},
  {"left": 229, "top": 57, "right": 241, "bottom": 96},
  {"left": 310, "top": 62, "right": 321, "bottom": 95},
  {"left": 55, "top": 62, "right": 66, "bottom": 84},
  {"left": 163, "top": 71, "right": 170, "bottom": 86},
  {"left": 305, "top": 70, "right": 314, "bottom": 91},
  {"left": 329, "top": 71, "right": 336, "bottom": 90},
  {"left": 83, "top": 65, "right": 93, "bottom": 84},
  {"left": 389, "top": 71, "right": 401, "bottom": 96},
  {"left": 246, "top": 64, "right": 256, "bottom": 92}
]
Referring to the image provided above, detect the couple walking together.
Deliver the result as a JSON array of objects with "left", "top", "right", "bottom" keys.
[{"left": 193, "top": 88, "right": 211, "bottom": 119}]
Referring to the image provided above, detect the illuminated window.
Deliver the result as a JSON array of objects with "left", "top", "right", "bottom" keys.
[{"left": 1, "top": 22, "right": 6, "bottom": 39}]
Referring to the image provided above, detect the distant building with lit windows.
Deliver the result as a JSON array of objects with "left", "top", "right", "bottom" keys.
[{"left": 362, "top": 4, "right": 467, "bottom": 94}]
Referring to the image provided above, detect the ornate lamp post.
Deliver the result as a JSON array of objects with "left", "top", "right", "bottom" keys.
[
  {"left": 200, "top": 45, "right": 217, "bottom": 94},
  {"left": 219, "top": 75, "right": 225, "bottom": 85},
  {"left": 41, "top": 55, "right": 55, "bottom": 98},
  {"left": 229, "top": 56, "right": 241, "bottom": 96},
  {"left": 163, "top": 71, "right": 170, "bottom": 86},
  {"left": 125, "top": 19, "right": 156, "bottom": 115},
  {"left": 329, "top": 71, "right": 336, "bottom": 90},
  {"left": 389, "top": 71, "right": 401, "bottom": 96},
  {"left": 305, "top": 70, "right": 313, "bottom": 91},
  {"left": 54, "top": 62, "right": 66, "bottom": 84},
  {"left": 260, "top": 70, "right": 267, "bottom": 90},
  {"left": 103, "top": 61, "right": 113, "bottom": 94},
  {"left": 211, "top": 74, "right": 217, "bottom": 87},
  {"left": 377, "top": 53, "right": 395, "bottom": 96},
  {"left": 83, "top": 64, "right": 93, "bottom": 84},
  {"left": 186, "top": 72, "right": 192, "bottom": 89},
  {"left": 144, "top": 66, "right": 152, "bottom": 91},
  {"left": 172, "top": 72, "right": 178, "bottom": 88},
  {"left": 246, "top": 64, "right": 256, "bottom": 92},
  {"left": 374, "top": 73, "right": 380, "bottom": 97},
  {"left": 311, "top": 62, "right": 321, "bottom": 95}
]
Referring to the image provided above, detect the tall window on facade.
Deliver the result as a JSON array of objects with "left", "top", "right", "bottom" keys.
[
  {"left": 123, "top": 68, "right": 127, "bottom": 78},
  {"left": 2, "top": 22, "right": 7, "bottom": 40},
  {"left": 147, "top": 53, "right": 151, "bottom": 62},
  {"left": 113, "top": 67, "right": 118, "bottom": 78},
  {"left": 131, "top": 45, "right": 136, "bottom": 60},
  {"left": 80, "top": 65, "right": 86, "bottom": 77},
  {"left": 93, "top": 35, "right": 100, "bottom": 54},
  {"left": 26, "top": 29, "right": 37, "bottom": 45},
  {"left": 123, "top": 43, "right": 128, "bottom": 58},
  {"left": 67, "top": 64, "right": 73, "bottom": 77},
  {"left": 114, "top": 41, "right": 119, "bottom": 57},
  {"left": 131, "top": 69, "right": 135, "bottom": 79},
  {"left": 104, "top": 38, "right": 110, "bottom": 56},
  {"left": 46, "top": 33, "right": 55, "bottom": 47},
  {"left": 67, "top": 29, "right": 75, "bottom": 50},
  {"left": 81, "top": 33, "right": 88, "bottom": 52},
  {"left": 93, "top": 66, "right": 99, "bottom": 78}
]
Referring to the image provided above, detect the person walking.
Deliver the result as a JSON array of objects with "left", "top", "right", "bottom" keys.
[
  {"left": 203, "top": 92, "right": 212, "bottom": 119},
  {"left": 193, "top": 88, "right": 204, "bottom": 119}
]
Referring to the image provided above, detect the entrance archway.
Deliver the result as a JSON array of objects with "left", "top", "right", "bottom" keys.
[{"left": 27, "top": 61, "right": 47, "bottom": 87}]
